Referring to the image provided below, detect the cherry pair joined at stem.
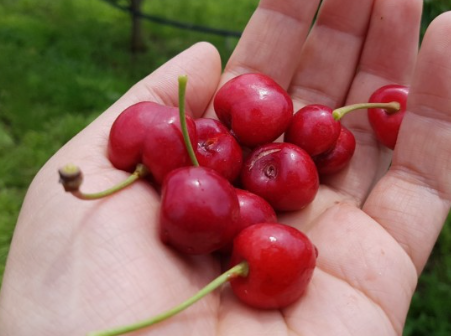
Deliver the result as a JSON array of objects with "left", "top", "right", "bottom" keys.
[{"left": 284, "top": 84, "right": 408, "bottom": 175}]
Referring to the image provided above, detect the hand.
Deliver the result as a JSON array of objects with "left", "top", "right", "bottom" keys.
[{"left": 1, "top": 0, "right": 450, "bottom": 335}]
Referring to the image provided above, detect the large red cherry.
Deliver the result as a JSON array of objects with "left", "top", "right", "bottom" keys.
[
  {"left": 159, "top": 166, "right": 240, "bottom": 255},
  {"left": 229, "top": 222, "right": 317, "bottom": 309},
  {"left": 367, "top": 84, "right": 409, "bottom": 150},
  {"left": 241, "top": 142, "right": 319, "bottom": 212},
  {"left": 214, "top": 73, "right": 293, "bottom": 148},
  {"left": 195, "top": 118, "right": 243, "bottom": 183}
]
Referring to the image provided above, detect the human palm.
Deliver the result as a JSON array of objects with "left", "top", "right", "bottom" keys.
[{"left": 2, "top": 0, "right": 451, "bottom": 335}]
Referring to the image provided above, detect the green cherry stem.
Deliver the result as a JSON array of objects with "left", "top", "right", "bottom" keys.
[
  {"left": 178, "top": 75, "right": 199, "bottom": 167},
  {"left": 332, "top": 101, "right": 401, "bottom": 121},
  {"left": 87, "top": 261, "right": 249, "bottom": 336},
  {"left": 58, "top": 163, "right": 148, "bottom": 200}
]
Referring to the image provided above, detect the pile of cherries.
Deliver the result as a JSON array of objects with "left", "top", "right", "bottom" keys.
[{"left": 59, "top": 73, "right": 408, "bottom": 336}]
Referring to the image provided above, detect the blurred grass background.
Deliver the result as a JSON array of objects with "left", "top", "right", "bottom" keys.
[{"left": 0, "top": 0, "right": 450, "bottom": 334}]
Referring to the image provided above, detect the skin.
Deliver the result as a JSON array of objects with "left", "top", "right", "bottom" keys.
[{"left": 1, "top": 0, "right": 451, "bottom": 335}]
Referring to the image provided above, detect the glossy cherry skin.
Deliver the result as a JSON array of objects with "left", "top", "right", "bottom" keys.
[
  {"left": 195, "top": 118, "right": 243, "bottom": 183},
  {"left": 229, "top": 223, "right": 317, "bottom": 309},
  {"left": 241, "top": 142, "right": 319, "bottom": 212},
  {"left": 108, "top": 101, "right": 172, "bottom": 172},
  {"left": 214, "top": 73, "right": 293, "bottom": 148},
  {"left": 159, "top": 166, "right": 240, "bottom": 255},
  {"left": 284, "top": 104, "right": 341, "bottom": 156},
  {"left": 141, "top": 109, "right": 197, "bottom": 185},
  {"left": 314, "top": 126, "right": 356, "bottom": 176},
  {"left": 368, "top": 84, "right": 409, "bottom": 150}
]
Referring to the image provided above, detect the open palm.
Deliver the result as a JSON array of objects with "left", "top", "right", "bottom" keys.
[{"left": 1, "top": 0, "right": 451, "bottom": 335}]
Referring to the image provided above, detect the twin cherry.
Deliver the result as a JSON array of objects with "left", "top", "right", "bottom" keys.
[{"left": 59, "top": 74, "right": 408, "bottom": 336}]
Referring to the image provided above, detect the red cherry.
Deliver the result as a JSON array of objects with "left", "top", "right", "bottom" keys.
[
  {"left": 214, "top": 73, "right": 293, "bottom": 148},
  {"left": 284, "top": 104, "right": 341, "bottom": 156},
  {"left": 141, "top": 109, "right": 197, "bottom": 185},
  {"left": 229, "top": 223, "right": 317, "bottom": 309},
  {"left": 219, "top": 189, "right": 278, "bottom": 254},
  {"left": 159, "top": 166, "right": 240, "bottom": 255},
  {"left": 235, "top": 189, "right": 277, "bottom": 230},
  {"left": 241, "top": 142, "right": 319, "bottom": 212},
  {"left": 314, "top": 125, "right": 356, "bottom": 176},
  {"left": 368, "top": 84, "right": 409, "bottom": 150},
  {"left": 108, "top": 102, "right": 170, "bottom": 172},
  {"left": 194, "top": 118, "right": 243, "bottom": 182}
]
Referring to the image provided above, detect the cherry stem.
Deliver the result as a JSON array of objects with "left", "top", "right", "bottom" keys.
[
  {"left": 178, "top": 75, "right": 199, "bottom": 167},
  {"left": 87, "top": 261, "right": 249, "bottom": 336},
  {"left": 58, "top": 163, "right": 148, "bottom": 200},
  {"left": 332, "top": 101, "right": 401, "bottom": 121}
]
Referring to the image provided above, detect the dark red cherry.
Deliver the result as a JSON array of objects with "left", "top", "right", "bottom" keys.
[
  {"left": 141, "top": 110, "right": 197, "bottom": 185},
  {"left": 229, "top": 222, "right": 317, "bottom": 309},
  {"left": 241, "top": 142, "right": 319, "bottom": 212},
  {"left": 284, "top": 104, "right": 341, "bottom": 156},
  {"left": 195, "top": 118, "right": 243, "bottom": 182},
  {"left": 214, "top": 73, "right": 293, "bottom": 148},
  {"left": 108, "top": 101, "right": 172, "bottom": 172},
  {"left": 314, "top": 126, "right": 356, "bottom": 176},
  {"left": 368, "top": 84, "right": 409, "bottom": 150},
  {"left": 159, "top": 166, "right": 240, "bottom": 255}
]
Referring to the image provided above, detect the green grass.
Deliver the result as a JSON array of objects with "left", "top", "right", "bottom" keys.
[{"left": 0, "top": 0, "right": 450, "bottom": 335}]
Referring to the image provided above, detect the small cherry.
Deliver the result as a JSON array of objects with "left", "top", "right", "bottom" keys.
[
  {"left": 219, "top": 189, "right": 278, "bottom": 254},
  {"left": 214, "top": 73, "right": 293, "bottom": 148},
  {"left": 235, "top": 189, "right": 277, "bottom": 230},
  {"left": 241, "top": 142, "right": 319, "bottom": 212},
  {"left": 229, "top": 222, "right": 317, "bottom": 309},
  {"left": 195, "top": 117, "right": 243, "bottom": 182},
  {"left": 367, "top": 84, "right": 409, "bottom": 150},
  {"left": 284, "top": 104, "right": 341, "bottom": 157},
  {"left": 313, "top": 125, "right": 356, "bottom": 176}
]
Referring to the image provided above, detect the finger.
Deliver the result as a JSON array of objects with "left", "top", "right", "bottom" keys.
[
  {"left": 363, "top": 12, "right": 451, "bottom": 273},
  {"left": 288, "top": 0, "right": 375, "bottom": 109},
  {"left": 203, "top": 0, "right": 321, "bottom": 118},
  {"left": 279, "top": 0, "right": 422, "bottom": 233},
  {"left": 321, "top": 0, "right": 423, "bottom": 202}
]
